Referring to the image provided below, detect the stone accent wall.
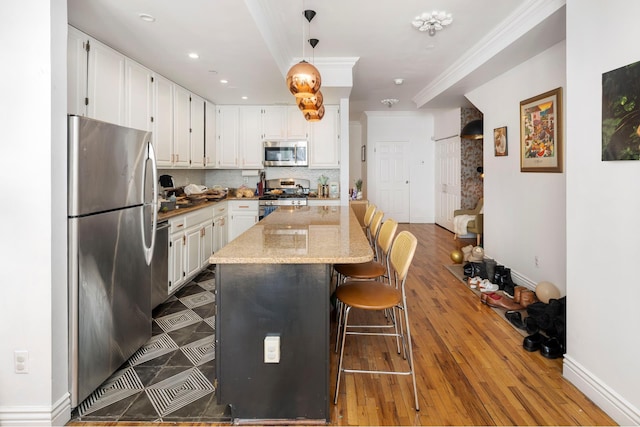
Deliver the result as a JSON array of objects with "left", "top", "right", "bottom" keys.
[{"left": 460, "top": 108, "right": 484, "bottom": 210}]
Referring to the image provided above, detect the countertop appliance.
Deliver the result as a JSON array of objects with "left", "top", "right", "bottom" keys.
[
  {"left": 263, "top": 140, "right": 308, "bottom": 167},
  {"left": 259, "top": 178, "right": 309, "bottom": 219},
  {"left": 67, "top": 115, "right": 158, "bottom": 408}
]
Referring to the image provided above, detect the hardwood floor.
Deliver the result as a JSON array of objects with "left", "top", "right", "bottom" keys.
[{"left": 68, "top": 223, "right": 616, "bottom": 426}]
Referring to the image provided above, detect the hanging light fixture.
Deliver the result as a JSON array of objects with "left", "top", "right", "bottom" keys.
[
  {"left": 286, "top": 10, "right": 322, "bottom": 99},
  {"left": 297, "top": 90, "right": 323, "bottom": 113},
  {"left": 411, "top": 10, "right": 453, "bottom": 36},
  {"left": 304, "top": 105, "right": 325, "bottom": 122}
]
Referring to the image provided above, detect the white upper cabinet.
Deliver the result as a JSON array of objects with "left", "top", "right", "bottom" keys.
[
  {"left": 124, "top": 59, "right": 153, "bottom": 132},
  {"left": 86, "top": 37, "right": 126, "bottom": 125},
  {"left": 216, "top": 106, "right": 240, "bottom": 168},
  {"left": 262, "top": 106, "right": 286, "bottom": 140},
  {"left": 286, "top": 105, "right": 310, "bottom": 140},
  {"left": 239, "top": 106, "right": 264, "bottom": 169},
  {"left": 173, "top": 85, "right": 191, "bottom": 167},
  {"left": 309, "top": 105, "right": 340, "bottom": 168},
  {"left": 204, "top": 100, "right": 216, "bottom": 168},
  {"left": 153, "top": 74, "right": 174, "bottom": 167},
  {"left": 67, "top": 26, "right": 88, "bottom": 116},
  {"left": 190, "top": 94, "right": 206, "bottom": 168}
]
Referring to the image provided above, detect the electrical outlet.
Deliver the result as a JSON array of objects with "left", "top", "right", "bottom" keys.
[
  {"left": 534, "top": 256, "right": 540, "bottom": 268},
  {"left": 14, "top": 350, "right": 28, "bottom": 374},
  {"left": 264, "top": 335, "right": 280, "bottom": 363}
]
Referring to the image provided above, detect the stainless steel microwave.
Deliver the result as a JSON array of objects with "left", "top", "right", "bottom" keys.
[{"left": 263, "top": 141, "right": 308, "bottom": 167}]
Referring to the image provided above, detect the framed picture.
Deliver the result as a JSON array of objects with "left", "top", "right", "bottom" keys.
[
  {"left": 494, "top": 126, "right": 508, "bottom": 156},
  {"left": 520, "top": 87, "right": 563, "bottom": 172}
]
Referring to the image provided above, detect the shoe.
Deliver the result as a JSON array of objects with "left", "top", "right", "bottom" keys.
[
  {"left": 524, "top": 316, "right": 539, "bottom": 334},
  {"left": 520, "top": 290, "right": 537, "bottom": 308},
  {"left": 479, "top": 280, "right": 499, "bottom": 292},
  {"left": 505, "top": 310, "right": 526, "bottom": 330},
  {"left": 485, "top": 292, "right": 524, "bottom": 310},
  {"left": 468, "top": 276, "right": 482, "bottom": 289},
  {"left": 523, "top": 332, "right": 545, "bottom": 352},
  {"left": 540, "top": 337, "right": 564, "bottom": 359},
  {"left": 513, "top": 286, "right": 526, "bottom": 303}
]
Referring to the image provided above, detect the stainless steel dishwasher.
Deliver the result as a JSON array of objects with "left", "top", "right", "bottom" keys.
[{"left": 151, "top": 221, "right": 169, "bottom": 309}]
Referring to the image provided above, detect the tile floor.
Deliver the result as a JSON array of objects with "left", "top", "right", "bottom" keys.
[{"left": 69, "top": 267, "right": 231, "bottom": 423}]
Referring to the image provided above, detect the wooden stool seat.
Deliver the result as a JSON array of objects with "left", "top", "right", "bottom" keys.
[
  {"left": 335, "top": 281, "right": 401, "bottom": 310},
  {"left": 334, "top": 261, "right": 386, "bottom": 279}
]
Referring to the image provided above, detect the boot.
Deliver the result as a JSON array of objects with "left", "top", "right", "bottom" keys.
[
  {"left": 501, "top": 268, "right": 516, "bottom": 298},
  {"left": 484, "top": 258, "right": 497, "bottom": 284},
  {"left": 493, "top": 265, "right": 506, "bottom": 289}
]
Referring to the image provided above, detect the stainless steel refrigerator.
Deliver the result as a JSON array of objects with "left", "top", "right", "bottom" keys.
[{"left": 67, "top": 115, "right": 158, "bottom": 408}]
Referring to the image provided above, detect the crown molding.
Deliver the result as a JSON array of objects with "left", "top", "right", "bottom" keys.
[{"left": 412, "top": 0, "right": 566, "bottom": 108}]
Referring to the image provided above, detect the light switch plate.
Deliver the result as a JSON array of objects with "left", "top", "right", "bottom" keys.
[{"left": 264, "top": 335, "right": 280, "bottom": 363}]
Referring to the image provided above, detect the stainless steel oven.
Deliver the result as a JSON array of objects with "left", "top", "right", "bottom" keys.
[
  {"left": 259, "top": 178, "right": 309, "bottom": 220},
  {"left": 263, "top": 141, "right": 308, "bottom": 167}
]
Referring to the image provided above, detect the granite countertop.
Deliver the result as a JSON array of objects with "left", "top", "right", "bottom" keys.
[
  {"left": 157, "top": 197, "right": 259, "bottom": 221},
  {"left": 209, "top": 206, "right": 373, "bottom": 264}
]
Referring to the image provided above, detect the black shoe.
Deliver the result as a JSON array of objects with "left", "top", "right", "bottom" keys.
[
  {"left": 540, "top": 337, "right": 564, "bottom": 359},
  {"left": 524, "top": 316, "right": 539, "bottom": 334},
  {"left": 505, "top": 310, "right": 526, "bottom": 330},
  {"left": 523, "top": 332, "right": 544, "bottom": 352}
]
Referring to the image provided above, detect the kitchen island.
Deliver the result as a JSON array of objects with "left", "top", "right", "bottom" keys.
[{"left": 209, "top": 205, "right": 372, "bottom": 422}]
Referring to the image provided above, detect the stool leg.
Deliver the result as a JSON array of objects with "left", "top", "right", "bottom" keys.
[{"left": 334, "top": 306, "right": 351, "bottom": 404}]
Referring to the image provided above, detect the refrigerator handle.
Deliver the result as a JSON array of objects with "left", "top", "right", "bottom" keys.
[{"left": 142, "top": 141, "right": 158, "bottom": 266}]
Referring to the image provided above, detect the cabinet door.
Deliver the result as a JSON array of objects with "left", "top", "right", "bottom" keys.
[
  {"left": 169, "top": 232, "right": 185, "bottom": 293},
  {"left": 154, "top": 74, "right": 174, "bottom": 167},
  {"left": 204, "top": 101, "right": 216, "bottom": 168},
  {"left": 239, "top": 106, "right": 264, "bottom": 169},
  {"left": 125, "top": 59, "right": 153, "bottom": 132},
  {"left": 216, "top": 106, "right": 239, "bottom": 168},
  {"left": 201, "top": 222, "right": 214, "bottom": 267},
  {"left": 67, "top": 26, "right": 88, "bottom": 116},
  {"left": 262, "top": 106, "right": 286, "bottom": 140},
  {"left": 184, "top": 226, "right": 202, "bottom": 280},
  {"left": 286, "top": 105, "right": 309, "bottom": 139},
  {"left": 173, "top": 85, "right": 191, "bottom": 167},
  {"left": 309, "top": 105, "right": 340, "bottom": 168},
  {"left": 190, "top": 94, "right": 205, "bottom": 168},
  {"left": 86, "top": 38, "right": 125, "bottom": 125},
  {"left": 229, "top": 214, "right": 258, "bottom": 242}
]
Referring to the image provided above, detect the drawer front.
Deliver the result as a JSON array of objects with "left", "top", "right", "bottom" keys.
[
  {"left": 184, "top": 206, "right": 214, "bottom": 228},
  {"left": 229, "top": 200, "right": 258, "bottom": 213},
  {"left": 169, "top": 217, "right": 185, "bottom": 234}
]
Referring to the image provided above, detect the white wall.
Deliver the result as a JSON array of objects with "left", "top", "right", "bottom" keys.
[
  {"left": 0, "top": 0, "right": 70, "bottom": 425},
  {"left": 349, "top": 121, "right": 363, "bottom": 193},
  {"left": 466, "top": 42, "right": 567, "bottom": 293},
  {"left": 562, "top": 1, "right": 640, "bottom": 424},
  {"left": 364, "top": 111, "right": 434, "bottom": 223}
]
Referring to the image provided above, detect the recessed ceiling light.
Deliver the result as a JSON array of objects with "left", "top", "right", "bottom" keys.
[
  {"left": 138, "top": 13, "right": 156, "bottom": 22},
  {"left": 188, "top": 52, "right": 199, "bottom": 59},
  {"left": 241, "top": 96, "right": 248, "bottom": 100},
  {"left": 394, "top": 78, "right": 404, "bottom": 85},
  {"left": 220, "top": 79, "right": 228, "bottom": 84}
]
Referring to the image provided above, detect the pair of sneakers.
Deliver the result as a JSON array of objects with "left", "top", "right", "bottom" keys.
[{"left": 467, "top": 276, "right": 499, "bottom": 292}]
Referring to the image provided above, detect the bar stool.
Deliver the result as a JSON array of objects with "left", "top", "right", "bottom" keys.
[
  {"left": 333, "top": 218, "right": 398, "bottom": 350},
  {"left": 362, "top": 203, "right": 377, "bottom": 241},
  {"left": 333, "top": 231, "right": 420, "bottom": 411}
]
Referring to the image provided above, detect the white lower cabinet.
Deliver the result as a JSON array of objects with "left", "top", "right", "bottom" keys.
[
  {"left": 213, "top": 202, "right": 228, "bottom": 253},
  {"left": 228, "top": 200, "right": 258, "bottom": 242},
  {"left": 168, "top": 206, "right": 215, "bottom": 294}
]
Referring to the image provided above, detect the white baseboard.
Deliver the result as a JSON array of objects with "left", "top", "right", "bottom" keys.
[
  {"left": 563, "top": 355, "right": 640, "bottom": 425},
  {"left": 0, "top": 393, "right": 71, "bottom": 426}
]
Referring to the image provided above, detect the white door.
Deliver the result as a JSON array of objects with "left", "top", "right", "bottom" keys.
[
  {"left": 374, "top": 141, "right": 410, "bottom": 222},
  {"left": 435, "top": 136, "right": 461, "bottom": 232},
  {"left": 124, "top": 59, "right": 153, "bottom": 132},
  {"left": 173, "top": 85, "right": 191, "bottom": 167},
  {"left": 154, "top": 74, "right": 174, "bottom": 167},
  {"left": 190, "top": 94, "right": 205, "bottom": 168}
]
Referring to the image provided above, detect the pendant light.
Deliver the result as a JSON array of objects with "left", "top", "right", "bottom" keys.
[
  {"left": 297, "top": 89, "right": 323, "bottom": 113},
  {"left": 304, "top": 104, "right": 325, "bottom": 122},
  {"left": 286, "top": 10, "right": 321, "bottom": 99}
]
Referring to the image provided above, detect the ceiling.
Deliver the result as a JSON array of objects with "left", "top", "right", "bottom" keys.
[{"left": 67, "top": 0, "right": 566, "bottom": 120}]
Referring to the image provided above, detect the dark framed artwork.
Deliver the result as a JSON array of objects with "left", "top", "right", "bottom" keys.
[
  {"left": 602, "top": 60, "right": 640, "bottom": 160},
  {"left": 520, "top": 87, "right": 563, "bottom": 172},
  {"left": 494, "top": 126, "right": 508, "bottom": 156}
]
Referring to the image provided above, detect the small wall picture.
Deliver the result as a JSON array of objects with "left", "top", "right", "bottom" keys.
[
  {"left": 602, "top": 59, "right": 640, "bottom": 160},
  {"left": 494, "top": 126, "right": 508, "bottom": 156}
]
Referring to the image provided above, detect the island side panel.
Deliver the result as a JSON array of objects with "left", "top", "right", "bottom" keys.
[{"left": 215, "top": 263, "right": 330, "bottom": 421}]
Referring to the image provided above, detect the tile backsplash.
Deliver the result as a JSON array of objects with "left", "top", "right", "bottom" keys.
[{"left": 160, "top": 168, "right": 339, "bottom": 191}]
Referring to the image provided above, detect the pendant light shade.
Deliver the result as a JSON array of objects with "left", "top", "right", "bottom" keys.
[
  {"left": 286, "top": 60, "right": 322, "bottom": 98},
  {"left": 304, "top": 104, "right": 325, "bottom": 122},
  {"left": 297, "top": 90, "right": 323, "bottom": 113}
]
